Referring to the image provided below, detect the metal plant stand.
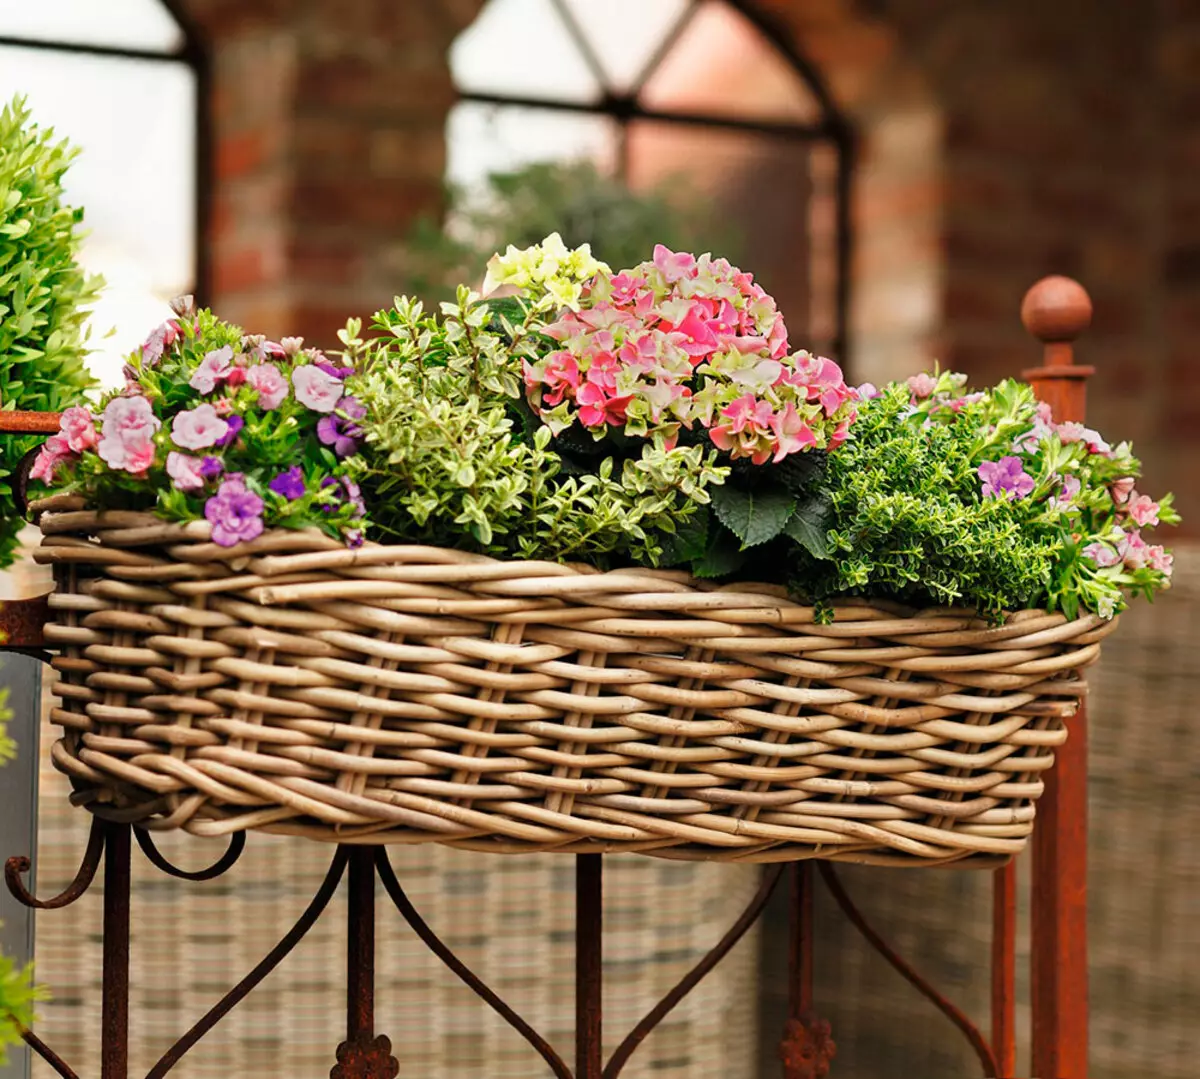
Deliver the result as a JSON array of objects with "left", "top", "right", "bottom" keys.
[{"left": 0, "top": 276, "right": 1096, "bottom": 1078}]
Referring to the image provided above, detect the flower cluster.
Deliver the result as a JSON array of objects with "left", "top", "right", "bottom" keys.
[
  {"left": 904, "top": 370, "right": 1177, "bottom": 618},
  {"left": 31, "top": 300, "right": 366, "bottom": 548},
  {"left": 481, "top": 230, "right": 609, "bottom": 311},
  {"left": 519, "top": 244, "right": 858, "bottom": 464}
]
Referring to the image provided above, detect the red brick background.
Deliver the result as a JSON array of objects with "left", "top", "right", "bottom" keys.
[{"left": 178, "top": 0, "right": 1198, "bottom": 528}]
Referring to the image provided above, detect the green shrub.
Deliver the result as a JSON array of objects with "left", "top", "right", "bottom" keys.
[{"left": 0, "top": 95, "right": 101, "bottom": 566}]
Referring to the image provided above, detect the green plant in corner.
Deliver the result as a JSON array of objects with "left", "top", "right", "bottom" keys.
[
  {"left": 0, "top": 688, "right": 41, "bottom": 1061},
  {"left": 0, "top": 95, "right": 101, "bottom": 567}
]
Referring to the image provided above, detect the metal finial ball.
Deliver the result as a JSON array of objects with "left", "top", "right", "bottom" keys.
[{"left": 1020, "top": 276, "right": 1092, "bottom": 343}]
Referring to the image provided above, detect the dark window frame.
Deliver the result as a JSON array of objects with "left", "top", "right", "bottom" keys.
[{"left": 453, "top": 0, "right": 856, "bottom": 362}]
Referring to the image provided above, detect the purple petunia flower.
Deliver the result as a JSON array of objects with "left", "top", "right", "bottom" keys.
[
  {"left": 978, "top": 456, "right": 1035, "bottom": 500},
  {"left": 214, "top": 414, "right": 244, "bottom": 448},
  {"left": 204, "top": 476, "right": 264, "bottom": 547},
  {"left": 319, "top": 475, "right": 366, "bottom": 518},
  {"left": 269, "top": 466, "right": 306, "bottom": 500},
  {"left": 316, "top": 360, "right": 355, "bottom": 380},
  {"left": 199, "top": 456, "right": 224, "bottom": 478},
  {"left": 316, "top": 396, "right": 365, "bottom": 457}
]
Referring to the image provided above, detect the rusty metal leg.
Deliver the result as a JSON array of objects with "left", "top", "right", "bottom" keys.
[
  {"left": 100, "top": 821, "right": 130, "bottom": 1079},
  {"left": 333, "top": 846, "right": 397, "bottom": 1079},
  {"left": 780, "top": 863, "right": 835, "bottom": 1079},
  {"left": 576, "top": 854, "right": 603, "bottom": 1079},
  {"left": 992, "top": 863, "right": 1017, "bottom": 1078},
  {"left": 1031, "top": 704, "right": 1089, "bottom": 1079}
]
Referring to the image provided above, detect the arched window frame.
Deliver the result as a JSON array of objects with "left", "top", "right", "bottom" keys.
[{"left": 452, "top": 0, "right": 856, "bottom": 362}]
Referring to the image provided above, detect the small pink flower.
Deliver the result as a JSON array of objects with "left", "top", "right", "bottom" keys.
[
  {"left": 141, "top": 319, "right": 180, "bottom": 365},
  {"left": 97, "top": 395, "right": 161, "bottom": 472},
  {"left": 172, "top": 403, "right": 230, "bottom": 450},
  {"left": 1117, "top": 530, "right": 1150, "bottom": 569},
  {"left": 30, "top": 435, "right": 72, "bottom": 483},
  {"left": 292, "top": 364, "right": 343, "bottom": 412},
  {"left": 247, "top": 363, "right": 288, "bottom": 410},
  {"left": 189, "top": 345, "right": 234, "bottom": 393},
  {"left": 166, "top": 451, "right": 206, "bottom": 490},
  {"left": 1110, "top": 476, "right": 1136, "bottom": 505},
  {"left": 1147, "top": 545, "right": 1173, "bottom": 576},
  {"left": 1082, "top": 541, "right": 1120, "bottom": 568},
  {"left": 1126, "top": 493, "right": 1160, "bottom": 528},
  {"left": 652, "top": 244, "right": 696, "bottom": 284},
  {"left": 58, "top": 406, "right": 98, "bottom": 453},
  {"left": 907, "top": 372, "right": 937, "bottom": 399}
]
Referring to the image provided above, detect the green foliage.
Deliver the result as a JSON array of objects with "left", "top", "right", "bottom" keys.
[
  {"left": 404, "top": 160, "right": 743, "bottom": 304},
  {"left": 0, "top": 685, "right": 42, "bottom": 1057},
  {"left": 346, "top": 289, "right": 727, "bottom": 565},
  {"left": 0, "top": 96, "right": 101, "bottom": 566}
]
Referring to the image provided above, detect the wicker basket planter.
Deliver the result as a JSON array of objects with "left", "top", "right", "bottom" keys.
[{"left": 33, "top": 499, "right": 1116, "bottom": 867}]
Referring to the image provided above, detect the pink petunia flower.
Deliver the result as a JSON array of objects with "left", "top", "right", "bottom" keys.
[
  {"left": 30, "top": 435, "right": 73, "bottom": 484},
  {"left": 907, "top": 372, "right": 937, "bottom": 399},
  {"left": 172, "top": 403, "right": 230, "bottom": 450},
  {"left": 97, "top": 395, "right": 161, "bottom": 472},
  {"left": 1110, "top": 476, "right": 1136, "bottom": 505},
  {"left": 1082, "top": 541, "right": 1120, "bottom": 568},
  {"left": 58, "top": 406, "right": 97, "bottom": 453},
  {"left": 1126, "top": 493, "right": 1160, "bottom": 528},
  {"left": 247, "top": 363, "right": 289, "bottom": 410},
  {"left": 1148, "top": 545, "right": 1174, "bottom": 576},
  {"left": 166, "top": 451, "right": 207, "bottom": 490},
  {"left": 141, "top": 320, "right": 180, "bottom": 365},
  {"left": 292, "top": 364, "right": 343, "bottom": 412},
  {"left": 189, "top": 345, "right": 234, "bottom": 393}
]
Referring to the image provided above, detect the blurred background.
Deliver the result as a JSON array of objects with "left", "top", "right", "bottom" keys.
[{"left": 0, "top": 1, "right": 1197, "bottom": 1076}]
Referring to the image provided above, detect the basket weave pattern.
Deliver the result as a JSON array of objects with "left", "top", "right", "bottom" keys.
[{"left": 34, "top": 504, "right": 1116, "bottom": 866}]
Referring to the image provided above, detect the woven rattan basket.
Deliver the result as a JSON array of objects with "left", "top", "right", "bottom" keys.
[{"left": 32, "top": 497, "right": 1117, "bottom": 867}]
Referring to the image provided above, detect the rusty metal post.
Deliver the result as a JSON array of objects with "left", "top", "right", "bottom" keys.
[
  {"left": 1021, "top": 275, "right": 1095, "bottom": 1079},
  {"left": 576, "top": 854, "right": 603, "bottom": 1079},
  {"left": 346, "top": 847, "right": 375, "bottom": 1043},
  {"left": 780, "top": 863, "right": 835, "bottom": 1079},
  {"left": 991, "top": 862, "right": 1017, "bottom": 1077},
  {"left": 100, "top": 822, "right": 131, "bottom": 1079}
]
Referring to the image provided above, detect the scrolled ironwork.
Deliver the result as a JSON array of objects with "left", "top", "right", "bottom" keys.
[
  {"left": 20, "top": 1024, "right": 81, "bottom": 1079},
  {"left": 603, "top": 863, "right": 786, "bottom": 1079},
  {"left": 5, "top": 816, "right": 104, "bottom": 910},
  {"left": 133, "top": 827, "right": 246, "bottom": 881},
  {"left": 374, "top": 847, "right": 573, "bottom": 1079},
  {"left": 143, "top": 847, "right": 349, "bottom": 1079},
  {"left": 818, "top": 862, "right": 999, "bottom": 1078}
]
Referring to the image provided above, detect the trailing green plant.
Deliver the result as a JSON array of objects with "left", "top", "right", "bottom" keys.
[
  {"left": 0, "top": 95, "right": 101, "bottom": 565},
  {"left": 403, "top": 159, "right": 743, "bottom": 304},
  {"left": 785, "top": 372, "right": 1177, "bottom": 618}
]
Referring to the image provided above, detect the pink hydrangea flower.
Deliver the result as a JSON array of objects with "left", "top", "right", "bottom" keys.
[
  {"left": 30, "top": 434, "right": 73, "bottom": 484},
  {"left": 247, "top": 363, "right": 289, "bottom": 410},
  {"left": 1126, "top": 493, "right": 1160, "bottom": 528},
  {"left": 166, "top": 451, "right": 206, "bottom": 490},
  {"left": 97, "top": 395, "right": 161, "bottom": 473},
  {"left": 204, "top": 475, "right": 264, "bottom": 547},
  {"left": 576, "top": 382, "right": 633, "bottom": 427},
  {"left": 292, "top": 364, "right": 343, "bottom": 412},
  {"left": 189, "top": 345, "right": 234, "bottom": 393},
  {"left": 58, "top": 406, "right": 97, "bottom": 453},
  {"left": 172, "top": 403, "right": 230, "bottom": 450},
  {"left": 1082, "top": 541, "right": 1120, "bottom": 568},
  {"left": 652, "top": 244, "right": 697, "bottom": 284},
  {"left": 770, "top": 402, "right": 818, "bottom": 462}
]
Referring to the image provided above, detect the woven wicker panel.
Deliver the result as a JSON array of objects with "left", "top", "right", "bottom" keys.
[
  {"left": 34, "top": 505, "right": 1113, "bottom": 866},
  {"left": 31, "top": 698, "right": 761, "bottom": 1078}
]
